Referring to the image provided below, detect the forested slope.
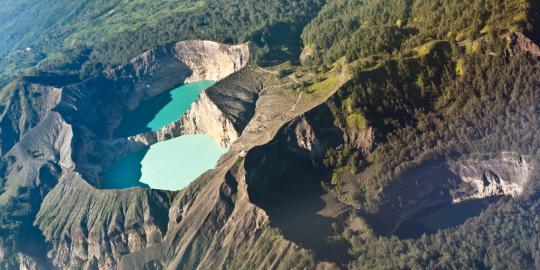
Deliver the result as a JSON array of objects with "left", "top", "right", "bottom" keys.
[
  {"left": 301, "top": 0, "right": 535, "bottom": 64},
  {"left": 286, "top": 0, "right": 540, "bottom": 268},
  {"left": 0, "top": 0, "right": 324, "bottom": 86}
]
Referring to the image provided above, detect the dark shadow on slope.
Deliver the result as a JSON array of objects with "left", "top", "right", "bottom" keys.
[
  {"left": 101, "top": 149, "right": 150, "bottom": 189},
  {"left": 364, "top": 160, "right": 503, "bottom": 239},
  {"left": 245, "top": 143, "right": 353, "bottom": 264},
  {"left": 113, "top": 88, "right": 175, "bottom": 138},
  {"left": 0, "top": 162, "right": 59, "bottom": 269},
  {"left": 22, "top": 74, "right": 81, "bottom": 87},
  {"left": 252, "top": 22, "right": 305, "bottom": 67},
  {"left": 526, "top": 0, "right": 540, "bottom": 46},
  {"left": 393, "top": 196, "right": 501, "bottom": 239}
]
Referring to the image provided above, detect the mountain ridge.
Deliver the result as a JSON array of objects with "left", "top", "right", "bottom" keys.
[{"left": 0, "top": 0, "right": 539, "bottom": 269}]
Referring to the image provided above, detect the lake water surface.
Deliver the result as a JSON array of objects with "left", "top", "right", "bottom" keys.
[
  {"left": 114, "top": 80, "right": 214, "bottom": 137},
  {"left": 394, "top": 197, "right": 499, "bottom": 239},
  {"left": 102, "top": 80, "right": 228, "bottom": 190},
  {"left": 140, "top": 134, "right": 228, "bottom": 190}
]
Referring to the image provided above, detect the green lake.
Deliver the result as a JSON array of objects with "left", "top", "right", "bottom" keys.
[{"left": 103, "top": 80, "right": 228, "bottom": 190}]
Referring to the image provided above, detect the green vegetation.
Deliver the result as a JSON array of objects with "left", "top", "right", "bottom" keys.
[
  {"left": 0, "top": 0, "right": 324, "bottom": 85},
  {"left": 346, "top": 113, "right": 368, "bottom": 131},
  {"left": 345, "top": 179, "right": 540, "bottom": 269},
  {"left": 298, "top": 1, "right": 540, "bottom": 268},
  {"left": 301, "top": 0, "right": 532, "bottom": 65},
  {"left": 312, "top": 38, "right": 540, "bottom": 270}
]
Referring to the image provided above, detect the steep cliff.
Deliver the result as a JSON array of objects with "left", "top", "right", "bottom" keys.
[
  {"left": 131, "top": 66, "right": 264, "bottom": 147},
  {"left": 450, "top": 153, "right": 531, "bottom": 202},
  {"left": 54, "top": 41, "right": 251, "bottom": 185}
]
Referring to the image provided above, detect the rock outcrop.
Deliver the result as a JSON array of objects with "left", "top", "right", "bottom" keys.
[
  {"left": 173, "top": 40, "right": 250, "bottom": 83},
  {"left": 168, "top": 91, "right": 239, "bottom": 147},
  {"left": 505, "top": 32, "right": 540, "bottom": 59},
  {"left": 450, "top": 153, "right": 531, "bottom": 202},
  {"left": 104, "top": 40, "right": 250, "bottom": 112}
]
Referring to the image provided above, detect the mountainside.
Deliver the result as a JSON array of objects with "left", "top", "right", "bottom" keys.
[
  {"left": 0, "top": 0, "right": 324, "bottom": 86},
  {"left": 0, "top": 0, "right": 539, "bottom": 269}
]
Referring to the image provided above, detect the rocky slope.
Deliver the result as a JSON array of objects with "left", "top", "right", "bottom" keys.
[
  {"left": 16, "top": 36, "right": 355, "bottom": 269},
  {"left": 35, "top": 173, "right": 174, "bottom": 269},
  {"left": 0, "top": 40, "right": 256, "bottom": 269},
  {"left": 0, "top": 79, "right": 63, "bottom": 155}
]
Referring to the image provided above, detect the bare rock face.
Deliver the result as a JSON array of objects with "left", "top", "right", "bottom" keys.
[
  {"left": 104, "top": 40, "right": 250, "bottom": 112},
  {"left": 132, "top": 91, "right": 240, "bottom": 147},
  {"left": 178, "top": 91, "right": 239, "bottom": 146},
  {"left": 450, "top": 153, "right": 531, "bottom": 202},
  {"left": 17, "top": 254, "right": 40, "bottom": 270},
  {"left": 505, "top": 32, "right": 540, "bottom": 59},
  {"left": 286, "top": 109, "right": 341, "bottom": 162},
  {"left": 344, "top": 127, "right": 374, "bottom": 153},
  {"left": 294, "top": 117, "right": 320, "bottom": 151},
  {"left": 174, "top": 40, "right": 250, "bottom": 83}
]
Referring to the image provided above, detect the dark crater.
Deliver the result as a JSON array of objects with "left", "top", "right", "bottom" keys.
[
  {"left": 244, "top": 105, "right": 353, "bottom": 264},
  {"left": 363, "top": 160, "right": 504, "bottom": 239}
]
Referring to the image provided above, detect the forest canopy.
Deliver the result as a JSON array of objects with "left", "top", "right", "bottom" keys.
[{"left": 0, "top": 0, "right": 324, "bottom": 85}]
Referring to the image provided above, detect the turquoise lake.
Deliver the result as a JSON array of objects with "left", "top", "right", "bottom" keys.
[
  {"left": 114, "top": 80, "right": 215, "bottom": 137},
  {"left": 103, "top": 80, "right": 229, "bottom": 190},
  {"left": 140, "top": 134, "right": 228, "bottom": 190}
]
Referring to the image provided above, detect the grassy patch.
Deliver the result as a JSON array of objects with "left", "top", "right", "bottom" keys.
[
  {"left": 413, "top": 40, "right": 448, "bottom": 57},
  {"left": 65, "top": 1, "right": 205, "bottom": 45},
  {"left": 303, "top": 59, "right": 351, "bottom": 99},
  {"left": 455, "top": 58, "right": 465, "bottom": 76},
  {"left": 346, "top": 112, "right": 368, "bottom": 130}
]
